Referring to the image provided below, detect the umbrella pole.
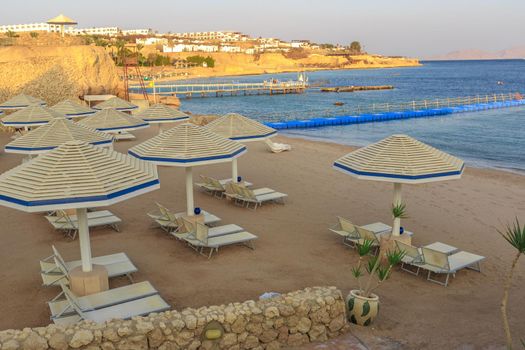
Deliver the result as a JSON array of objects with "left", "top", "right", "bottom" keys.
[
  {"left": 77, "top": 208, "right": 93, "bottom": 272},
  {"left": 392, "top": 183, "right": 402, "bottom": 236},
  {"left": 186, "top": 167, "right": 194, "bottom": 216},
  {"left": 232, "top": 158, "right": 238, "bottom": 183}
]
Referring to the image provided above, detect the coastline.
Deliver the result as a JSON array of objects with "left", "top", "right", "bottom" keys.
[{"left": 129, "top": 53, "right": 422, "bottom": 83}]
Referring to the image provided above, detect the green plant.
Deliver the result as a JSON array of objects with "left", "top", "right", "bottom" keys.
[
  {"left": 351, "top": 239, "right": 405, "bottom": 298},
  {"left": 349, "top": 41, "right": 362, "bottom": 54},
  {"left": 186, "top": 55, "right": 215, "bottom": 68},
  {"left": 29, "top": 32, "right": 39, "bottom": 39},
  {"left": 392, "top": 203, "right": 408, "bottom": 219},
  {"left": 5, "top": 30, "right": 18, "bottom": 38},
  {"left": 498, "top": 218, "right": 525, "bottom": 349}
]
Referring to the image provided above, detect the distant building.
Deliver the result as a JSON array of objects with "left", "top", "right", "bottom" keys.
[
  {"left": 291, "top": 40, "right": 311, "bottom": 48},
  {"left": 172, "top": 31, "right": 247, "bottom": 42},
  {"left": 163, "top": 44, "right": 219, "bottom": 53},
  {"left": 136, "top": 37, "right": 168, "bottom": 45},
  {"left": 219, "top": 45, "right": 241, "bottom": 53},
  {"left": 122, "top": 29, "right": 151, "bottom": 36},
  {"left": 68, "top": 27, "right": 120, "bottom": 36},
  {"left": 0, "top": 22, "right": 61, "bottom": 33}
]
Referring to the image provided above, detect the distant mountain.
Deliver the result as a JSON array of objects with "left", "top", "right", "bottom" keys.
[{"left": 428, "top": 46, "right": 525, "bottom": 60}]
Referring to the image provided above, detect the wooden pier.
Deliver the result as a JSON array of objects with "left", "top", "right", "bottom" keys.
[{"left": 129, "top": 80, "right": 308, "bottom": 99}]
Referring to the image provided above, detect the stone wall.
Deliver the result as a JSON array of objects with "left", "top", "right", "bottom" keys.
[{"left": 0, "top": 286, "right": 347, "bottom": 350}]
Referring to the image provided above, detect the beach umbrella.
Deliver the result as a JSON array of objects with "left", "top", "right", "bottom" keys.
[
  {"left": 128, "top": 123, "right": 246, "bottom": 216},
  {"left": 0, "top": 141, "right": 159, "bottom": 273},
  {"left": 0, "top": 94, "right": 46, "bottom": 110},
  {"left": 77, "top": 108, "right": 149, "bottom": 134},
  {"left": 1, "top": 105, "right": 64, "bottom": 129},
  {"left": 93, "top": 97, "right": 138, "bottom": 112},
  {"left": 136, "top": 103, "right": 189, "bottom": 124},
  {"left": 333, "top": 134, "right": 464, "bottom": 236},
  {"left": 205, "top": 113, "right": 277, "bottom": 182},
  {"left": 4, "top": 117, "right": 113, "bottom": 155},
  {"left": 50, "top": 99, "right": 96, "bottom": 118},
  {"left": 47, "top": 14, "right": 77, "bottom": 37}
]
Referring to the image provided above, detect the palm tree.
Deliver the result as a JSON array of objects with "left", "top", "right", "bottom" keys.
[{"left": 498, "top": 218, "right": 525, "bottom": 349}]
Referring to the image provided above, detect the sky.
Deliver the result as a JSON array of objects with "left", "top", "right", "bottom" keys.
[{"left": 1, "top": 0, "right": 524, "bottom": 57}]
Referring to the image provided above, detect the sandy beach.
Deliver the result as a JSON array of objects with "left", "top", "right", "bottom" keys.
[{"left": 0, "top": 127, "right": 523, "bottom": 349}]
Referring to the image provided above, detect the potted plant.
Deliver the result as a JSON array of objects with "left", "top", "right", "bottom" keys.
[
  {"left": 392, "top": 202, "right": 408, "bottom": 236},
  {"left": 348, "top": 240, "right": 405, "bottom": 326},
  {"left": 498, "top": 218, "right": 525, "bottom": 349}
]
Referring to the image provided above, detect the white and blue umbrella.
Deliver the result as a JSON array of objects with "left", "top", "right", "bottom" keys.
[
  {"left": 77, "top": 108, "right": 149, "bottom": 134},
  {"left": 129, "top": 123, "right": 246, "bottom": 216},
  {"left": 0, "top": 141, "right": 159, "bottom": 272},
  {"left": 334, "top": 134, "right": 464, "bottom": 236},
  {"left": 136, "top": 103, "right": 189, "bottom": 124},
  {"left": 205, "top": 113, "right": 277, "bottom": 182},
  {"left": 93, "top": 97, "right": 138, "bottom": 112},
  {"left": 4, "top": 117, "right": 113, "bottom": 155},
  {"left": 1, "top": 105, "right": 64, "bottom": 129},
  {"left": 50, "top": 99, "right": 96, "bottom": 118},
  {"left": 0, "top": 94, "right": 46, "bottom": 110}
]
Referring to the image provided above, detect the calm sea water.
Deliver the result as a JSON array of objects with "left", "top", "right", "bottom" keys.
[{"left": 179, "top": 60, "right": 525, "bottom": 173}]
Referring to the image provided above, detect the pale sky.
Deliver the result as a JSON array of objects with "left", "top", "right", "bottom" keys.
[{"left": 1, "top": 0, "right": 524, "bottom": 57}]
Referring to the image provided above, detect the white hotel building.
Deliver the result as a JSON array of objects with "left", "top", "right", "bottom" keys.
[{"left": 0, "top": 21, "right": 150, "bottom": 37}]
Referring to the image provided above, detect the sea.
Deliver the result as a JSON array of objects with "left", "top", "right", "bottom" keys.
[{"left": 177, "top": 60, "right": 525, "bottom": 174}]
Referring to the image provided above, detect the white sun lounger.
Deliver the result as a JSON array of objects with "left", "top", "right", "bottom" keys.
[
  {"left": 40, "top": 246, "right": 136, "bottom": 276},
  {"left": 226, "top": 183, "right": 286, "bottom": 209},
  {"left": 422, "top": 247, "right": 485, "bottom": 287},
  {"left": 174, "top": 218, "right": 244, "bottom": 241},
  {"left": 329, "top": 217, "right": 391, "bottom": 247},
  {"left": 265, "top": 139, "right": 291, "bottom": 153},
  {"left": 45, "top": 210, "right": 121, "bottom": 239},
  {"left": 148, "top": 203, "right": 221, "bottom": 231},
  {"left": 183, "top": 221, "right": 257, "bottom": 259},
  {"left": 52, "top": 285, "right": 170, "bottom": 325},
  {"left": 49, "top": 281, "right": 159, "bottom": 318},
  {"left": 41, "top": 247, "right": 137, "bottom": 286}
]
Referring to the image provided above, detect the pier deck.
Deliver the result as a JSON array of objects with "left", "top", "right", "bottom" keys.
[{"left": 129, "top": 81, "right": 308, "bottom": 99}]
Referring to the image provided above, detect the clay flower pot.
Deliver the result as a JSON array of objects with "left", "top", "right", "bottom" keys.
[{"left": 346, "top": 290, "right": 379, "bottom": 326}]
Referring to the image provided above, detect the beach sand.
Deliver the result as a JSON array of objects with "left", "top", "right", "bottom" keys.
[{"left": 0, "top": 128, "right": 523, "bottom": 349}]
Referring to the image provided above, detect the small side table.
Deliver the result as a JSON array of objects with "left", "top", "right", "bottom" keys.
[{"left": 69, "top": 264, "right": 109, "bottom": 296}]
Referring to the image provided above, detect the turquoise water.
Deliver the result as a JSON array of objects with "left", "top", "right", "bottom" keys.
[{"left": 179, "top": 60, "right": 525, "bottom": 173}]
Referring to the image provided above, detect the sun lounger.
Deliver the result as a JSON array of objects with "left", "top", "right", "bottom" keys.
[
  {"left": 174, "top": 209, "right": 221, "bottom": 225},
  {"left": 196, "top": 176, "right": 254, "bottom": 198},
  {"left": 265, "top": 139, "right": 291, "bottom": 153},
  {"left": 45, "top": 210, "right": 121, "bottom": 239},
  {"left": 175, "top": 218, "right": 244, "bottom": 242},
  {"left": 41, "top": 246, "right": 137, "bottom": 286},
  {"left": 148, "top": 203, "right": 221, "bottom": 231},
  {"left": 422, "top": 247, "right": 485, "bottom": 287},
  {"left": 183, "top": 221, "right": 257, "bottom": 259},
  {"left": 329, "top": 217, "right": 391, "bottom": 248},
  {"left": 226, "top": 183, "right": 286, "bottom": 209},
  {"left": 52, "top": 284, "right": 170, "bottom": 325},
  {"left": 49, "top": 281, "right": 159, "bottom": 318}
]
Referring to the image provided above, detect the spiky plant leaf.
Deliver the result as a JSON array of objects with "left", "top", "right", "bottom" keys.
[
  {"left": 351, "top": 266, "right": 363, "bottom": 279},
  {"left": 376, "top": 266, "right": 391, "bottom": 281},
  {"left": 356, "top": 239, "right": 374, "bottom": 257},
  {"left": 498, "top": 218, "right": 525, "bottom": 254},
  {"left": 387, "top": 249, "right": 406, "bottom": 266},
  {"left": 392, "top": 202, "right": 409, "bottom": 219},
  {"left": 366, "top": 255, "right": 378, "bottom": 274}
]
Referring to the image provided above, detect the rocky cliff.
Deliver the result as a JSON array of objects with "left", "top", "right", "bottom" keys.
[{"left": 0, "top": 46, "right": 119, "bottom": 105}]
